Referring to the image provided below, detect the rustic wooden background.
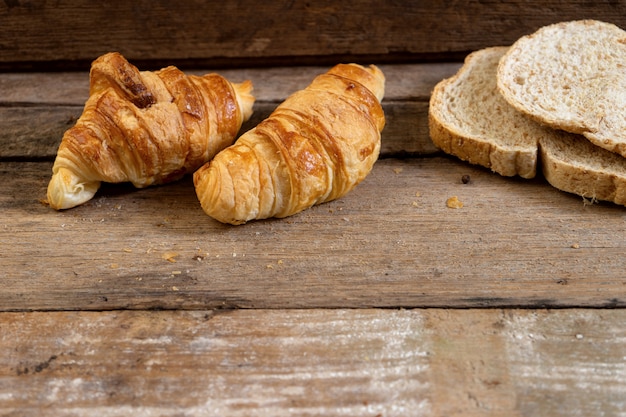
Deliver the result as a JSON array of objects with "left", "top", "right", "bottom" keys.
[
  {"left": 2, "top": 1, "right": 626, "bottom": 416},
  {"left": 2, "top": 1, "right": 626, "bottom": 70}
]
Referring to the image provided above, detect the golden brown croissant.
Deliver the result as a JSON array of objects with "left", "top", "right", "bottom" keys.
[
  {"left": 47, "top": 52, "right": 254, "bottom": 210},
  {"left": 193, "top": 63, "right": 385, "bottom": 225}
]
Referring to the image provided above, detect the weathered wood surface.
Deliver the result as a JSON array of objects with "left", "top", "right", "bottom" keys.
[
  {"left": 2, "top": 57, "right": 626, "bottom": 415},
  {"left": 1, "top": 1, "right": 626, "bottom": 69},
  {"left": 1, "top": 64, "right": 626, "bottom": 311},
  {"left": 3, "top": 157, "right": 626, "bottom": 311},
  {"left": 2, "top": 309, "right": 625, "bottom": 416},
  {"left": 0, "top": 63, "right": 456, "bottom": 160}
]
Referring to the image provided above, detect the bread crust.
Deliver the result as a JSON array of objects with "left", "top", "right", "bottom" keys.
[
  {"left": 539, "top": 135, "right": 626, "bottom": 206},
  {"left": 429, "top": 47, "right": 538, "bottom": 179},
  {"left": 430, "top": 44, "right": 626, "bottom": 207}
]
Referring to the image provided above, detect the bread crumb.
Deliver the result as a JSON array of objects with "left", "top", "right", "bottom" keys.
[
  {"left": 123, "top": 248, "right": 133, "bottom": 253},
  {"left": 171, "top": 271, "right": 182, "bottom": 275},
  {"left": 415, "top": 192, "right": 421, "bottom": 197},
  {"left": 571, "top": 243, "right": 580, "bottom": 249},
  {"left": 277, "top": 259, "right": 284, "bottom": 265},
  {"left": 393, "top": 167, "right": 403, "bottom": 174},
  {"left": 162, "top": 252, "right": 179, "bottom": 263},
  {"left": 582, "top": 196, "right": 598, "bottom": 206},
  {"left": 446, "top": 196, "right": 464, "bottom": 209},
  {"left": 412, "top": 201, "right": 419, "bottom": 207},
  {"left": 110, "top": 263, "right": 119, "bottom": 269},
  {"left": 266, "top": 264, "right": 274, "bottom": 269},
  {"left": 172, "top": 286, "right": 179, "bottom": 291}
]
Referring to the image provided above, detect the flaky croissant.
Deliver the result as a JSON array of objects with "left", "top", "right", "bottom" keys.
[
  {"left": 193, "top": 63, "right": 385, "bottom": 225},
  {"left": 47, "top": 52, "right": 254, "bottom": 210}
]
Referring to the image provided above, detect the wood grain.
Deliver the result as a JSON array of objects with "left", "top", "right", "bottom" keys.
[
  {"left": 1, "top": 308, "right": 624, "bottom": 416},
  {"left": 0, "top": 103, "right": 434, "bottom": 160},
  {"left": 1, "top": 1, "right": 626, "bottom": 69},
  {"left": 0, "top": 64, "right": 457, "bottom": 160},
  {"left": 0, "top": 63, "right": 454, "bottom": 105},
  {"left": 3, "top": 5, "right": 626, "bottom": 415},
  {"left": 2, "top": 158, "right": 625, "bottom": 311}
]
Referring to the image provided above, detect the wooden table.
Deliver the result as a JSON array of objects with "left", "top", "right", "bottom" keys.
[
  {"left": 2, "top": 63, "right": 626, "bottom": 416},
  {"left": 2, "top": 2, "right": 626, "bottom": 415}
]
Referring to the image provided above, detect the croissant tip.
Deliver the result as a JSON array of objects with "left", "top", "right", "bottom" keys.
[
  {"left": 47, "top": 168, "right": 101, "bottom": 210},
  {"left": 328, "top": 63, "right": 386, "bottom": 103},
  {"left": 237, "top": 79, "right": 253, "bottom": 92},
  {"left": 232, "top": 80, "right": 255, "bottom": 122}
]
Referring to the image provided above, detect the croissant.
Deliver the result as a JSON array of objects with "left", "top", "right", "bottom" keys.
[
  {"left": 47, "top": 52, "right": 254, "bottom": 210},
  {"left": 193, "top": 63, "right": 385, "bottom": 225}
]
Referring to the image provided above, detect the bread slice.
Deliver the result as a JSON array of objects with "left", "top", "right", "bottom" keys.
[
  {"left": 429, "top": 46, "right": 626, "bottom": 206},
  {"left": 540, "top": 134, "right": 626, "bottom": 205},
  {"left": 430, "top": 47, "right": 550, "bottom": 179},
  {"left": 497, "top": 20, "right": 626, "bottom": 157}
]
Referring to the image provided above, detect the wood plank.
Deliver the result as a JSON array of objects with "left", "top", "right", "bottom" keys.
[
  {"left": 0, "top": 102, "right": 435, "bottom": 160},
  {"left": 0, "top": 64, "right": 453, "bottom": 105},
  {"left": 0, "top": 63, "right": 457, "bottom": 159},
  {"left": 1, "top": 308, "right": 624, "bottom": 416},
  {"left": 1, "top": 1, "right": 626, "bottom": 69},
  {"left": 2, "top": 158, "right": 626, "bottom": 311},
  {"left": 0, "top": 105, "right": 79, "bottom": 160}
]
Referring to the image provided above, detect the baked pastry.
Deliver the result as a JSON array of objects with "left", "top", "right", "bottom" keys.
[
  {"left": 194, "top": 63, "right": 385, "bottom": 224},
  {"left": 47, "top": 52, "right": 254, "bottom": 210},
  {"left": 429, "top": 46, "right": 626, "bottom": 206}
]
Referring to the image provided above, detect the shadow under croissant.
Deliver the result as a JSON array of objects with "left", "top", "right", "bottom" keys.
[
  {"left": 76, "top": 173, "right": 364, "bottom": 227},
  {"left": 77, "top": 177, "right": 198, "bottom": 210}
]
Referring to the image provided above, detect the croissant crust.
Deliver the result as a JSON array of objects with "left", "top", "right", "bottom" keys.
[
  {"left": 194, "top": 63, "right": 385, "bottom": 225},
  {"left": 47, "top": 52, "right": 254, "bottom": 210}
]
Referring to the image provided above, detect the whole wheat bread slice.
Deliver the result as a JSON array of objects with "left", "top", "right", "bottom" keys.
[
  {"left": 429, "top": 46, "right": 626, "bottom": 206},
  {"left": 429, "top": 47, "right": 549, "bottom": 179},
  {"left": 540, "top": 133, "right": 626, "bottom": 205},
  {"left": 497, "top": 20, "right": 626, "bottom": 157}
]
